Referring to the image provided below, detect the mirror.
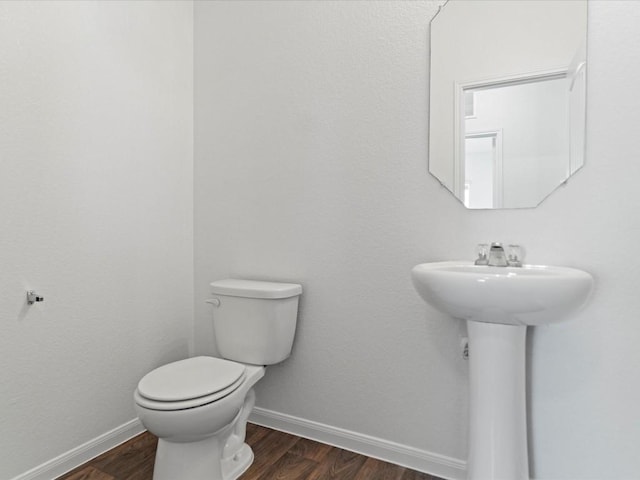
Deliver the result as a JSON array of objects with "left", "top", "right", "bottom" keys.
[{"left": 428, "top": 0, "right": 588, "bottom": 209}]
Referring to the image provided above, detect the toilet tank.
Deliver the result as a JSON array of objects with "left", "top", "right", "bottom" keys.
[{"left": 209, "top": 279, "right": 302, "bottom": 365}]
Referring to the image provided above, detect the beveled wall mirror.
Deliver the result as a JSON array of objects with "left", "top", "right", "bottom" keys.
[{"left": 429, "top": 0, "right": 588, "bottom": 209}]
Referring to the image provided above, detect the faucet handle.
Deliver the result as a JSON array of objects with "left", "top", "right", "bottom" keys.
[
  {"left": 507, "top": 244, "right": 523, "bottom": 267},
  {"left": 474, "top": 244, "right": 489, "bottom": 265}
]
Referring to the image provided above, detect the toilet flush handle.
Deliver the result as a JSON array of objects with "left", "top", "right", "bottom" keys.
[{"left": 205, "top": 298, "right": 220, "bottom": 307}]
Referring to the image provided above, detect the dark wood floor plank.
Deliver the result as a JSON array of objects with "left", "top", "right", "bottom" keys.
[
  {"left": 60, "top": 465, "right": 115, "bottom": 480},
  {"left": 246, "top": 423, "right": 272, "bottom": 445},
  {"left": 91, "top": 432, "right": 157, "bottom": 479},
  {"left": 288, "top": 436, "right": 333, "bottom": 462},
  {"left": 353, "top": 456, "right": 406, "bottom": 480},
  {"left": 56, "top": 424, "right": 443, "bottom": 480},
  {"left": 306, "top": 446, "right": 368, "bottom": 480},
  {"left": 56, "top": 433, "right": 156, "bottom": 480},
  {"left": 401, "top": 468, "right": 438, "bottom": 480},
  {"left": 241, "top": 428, "right": 301, "bottom": 479},
  {"left": 254, "top": 451, "right": 319, "bottom": 480}
]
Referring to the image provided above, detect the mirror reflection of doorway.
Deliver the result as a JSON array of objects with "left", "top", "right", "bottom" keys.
[
  {"left": 459, "top": 73, "right": 568, "bottom": 208},
  {"left": 464, "top": 132, "right": 502, "bottom": 209}
]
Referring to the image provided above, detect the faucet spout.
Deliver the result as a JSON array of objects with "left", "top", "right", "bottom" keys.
[{"left": 487, "top": 243, "right": 508, "bottom": 267}]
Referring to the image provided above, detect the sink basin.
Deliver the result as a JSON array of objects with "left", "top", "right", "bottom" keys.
[{"left": 411, "top": 261, "right": 593, "bottom": 326}]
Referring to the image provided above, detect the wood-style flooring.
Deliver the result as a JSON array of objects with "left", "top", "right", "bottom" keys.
[{"left": 56, "top": 424, "right": 443, "bottom": 480}]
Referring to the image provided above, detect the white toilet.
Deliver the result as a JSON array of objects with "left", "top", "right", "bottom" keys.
[{"left": 134, "top": 279, "right": 302, "bottom": 480}]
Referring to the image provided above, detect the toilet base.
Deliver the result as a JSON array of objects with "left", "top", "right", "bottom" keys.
[
  {"left": 222, "top": 443, "right": 254, "bottom": 479},
  {"left": 153, "top": 435, "right": 254, "bottom": 480},
  {"left": 150, "top": 386, "right": 260, "bottom": 480}
]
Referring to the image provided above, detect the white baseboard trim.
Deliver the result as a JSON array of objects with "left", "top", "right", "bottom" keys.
[
  {"left": 249, "top": 407, "right": 466, "bottom": 480},
  {"left": 10, "top": 418, "right": 145, "bottom": 480}
]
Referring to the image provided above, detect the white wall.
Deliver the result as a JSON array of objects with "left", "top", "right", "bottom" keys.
[
  {"left": 0, "top": 2, "right": 194, "bottom": 478},
  {"left": 194, "top": 0, "right": 468, "bottom": 465},
  {"left": 3, "top": 1, "right": 638, "bottom": 479},
  {"left": 194, "top": 1, "right": 640, "bottom": 479}
]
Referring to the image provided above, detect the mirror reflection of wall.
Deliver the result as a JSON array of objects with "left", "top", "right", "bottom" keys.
[{"left": 429, "top": 0, "right": 588, "bottom": 209}]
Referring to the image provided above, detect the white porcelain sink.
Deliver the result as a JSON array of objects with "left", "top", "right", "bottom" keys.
[
  {"left": 411, "top": 260, "right": 593, "bottom": 480},
  {"left": 411, "top": 261, "right": 593, "bottom": 326}
]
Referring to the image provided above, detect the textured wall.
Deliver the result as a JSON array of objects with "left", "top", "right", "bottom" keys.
[
  {"left": 4, "top": 1, "right": 638, "bottom": 478},
  {"left": 194, "top": 1, "right": 640, "bottom": 478},
  {"left": 194, "top": 0, "right": 470, "bottom": 465},
  {"left": 0, "top": 2, "right": 194, "bottom": 478}
]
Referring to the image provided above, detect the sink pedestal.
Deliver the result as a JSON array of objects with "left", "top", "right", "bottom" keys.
[
  {"left": 411, "top": 261, "right": 593, "bottom": 480},
  {"left": 467, "top": 321, "right": 528, "bottom": 480}
]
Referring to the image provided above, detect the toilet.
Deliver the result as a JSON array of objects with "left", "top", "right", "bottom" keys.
[{"left": 134, "top": 279, "right": 302, "bottom": 480}]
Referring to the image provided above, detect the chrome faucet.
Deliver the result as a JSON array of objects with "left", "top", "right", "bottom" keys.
[
  {"left": 475, "top": 243, "right": 522, "bottom": 267},
  {"left": 487, "top": 243, "right": 508, "bottom": 267}
]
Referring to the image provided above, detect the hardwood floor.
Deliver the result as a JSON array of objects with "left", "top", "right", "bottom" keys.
[{"left": 56, "top": 424, "right": 442, "bottom": 480}]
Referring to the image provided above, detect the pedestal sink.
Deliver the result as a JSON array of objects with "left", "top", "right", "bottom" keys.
[{"left": 411, "top": 261, "right": 593, "bottom": 480}]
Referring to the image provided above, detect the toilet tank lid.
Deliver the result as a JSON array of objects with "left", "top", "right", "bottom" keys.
[{"left": 210, "top": 279, "right": 302, "bottom": 299}]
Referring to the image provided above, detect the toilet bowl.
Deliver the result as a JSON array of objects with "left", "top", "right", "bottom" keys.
[
  {"left": 135, "top": 357, "right": 265, "bottom": 480},
  {"left": 134, "top": 279, "right": 302, "bottom": 480}
]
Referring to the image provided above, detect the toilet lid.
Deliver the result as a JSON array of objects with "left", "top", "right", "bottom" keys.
[{"left": 137, "top": 356, "right": 246, "bottom": 402}]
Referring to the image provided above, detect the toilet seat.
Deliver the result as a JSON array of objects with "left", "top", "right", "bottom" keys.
[{"left": 135, "top": 356, "right": 246, "bottom": 411}]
